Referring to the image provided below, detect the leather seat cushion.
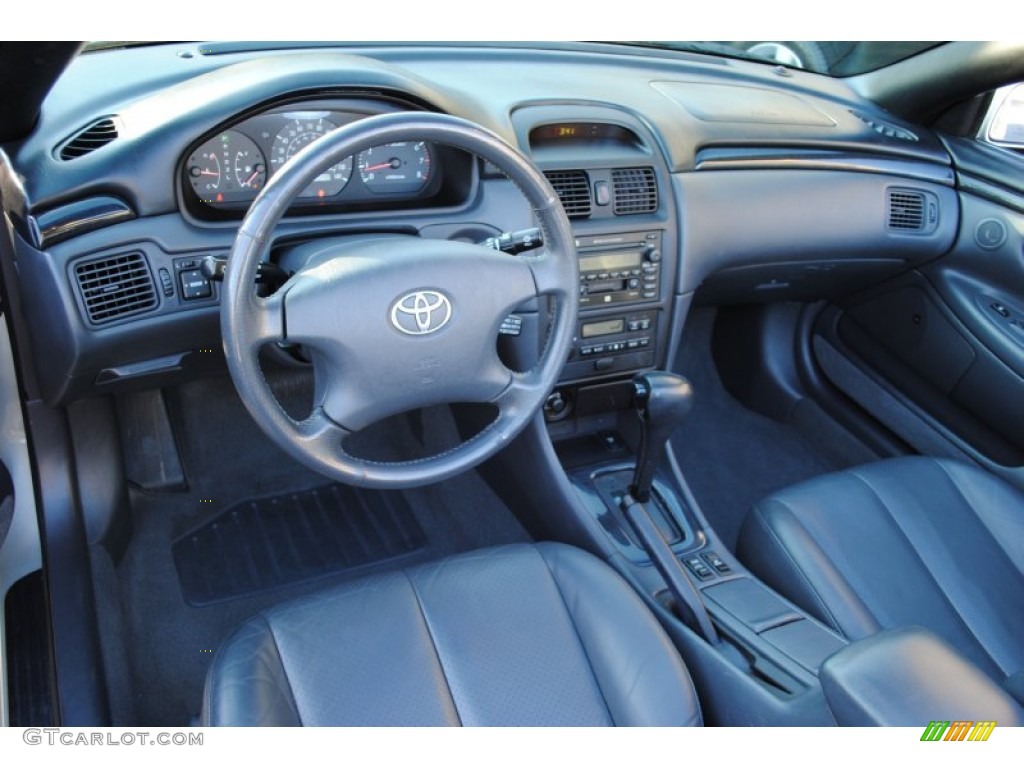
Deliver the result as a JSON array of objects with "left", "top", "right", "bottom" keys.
[
  {"left": 202, "top": 542, "right": 702, "bottom": 726},
  {"left": 738, "top": 457, "right": 1024, "bottom": 684}
]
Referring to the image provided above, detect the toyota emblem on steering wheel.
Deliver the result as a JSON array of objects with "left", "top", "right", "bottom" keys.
[{"left": 390, "top": 290, "right": 453, "bottom": 335}]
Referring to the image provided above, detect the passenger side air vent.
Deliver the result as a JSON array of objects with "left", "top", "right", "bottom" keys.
[
  {"left": 850, "top": 110, "right": 918, "bottom": 142},
  {"left": 612, "top": 167, "right": 658, "bottom": 214},
  {"left": 58, "top": 117, "right": 120, "bottom": 161},
  {"left": 887, "top": 189, "right": 926, "bottom": 231},
  {"left": 544, "top": 170, "right": 591, "bottom": 218},
  {"left": 74, "top": 252, "right": 158, "bottom": 324}
]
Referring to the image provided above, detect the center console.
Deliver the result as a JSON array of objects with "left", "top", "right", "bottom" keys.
[{"left": 503, "top": 103, "right": 858, "bottom": 724}]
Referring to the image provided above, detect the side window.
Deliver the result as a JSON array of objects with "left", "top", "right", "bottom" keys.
[{"left": 980, "top": 83, "right": 1024, "bottom": 149}]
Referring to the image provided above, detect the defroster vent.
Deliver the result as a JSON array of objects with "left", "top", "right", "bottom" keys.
[
  {"left": 887, "top": 189, "right": 926, "bottom": 231},
  {"left": 612, "top": 167, "right": 658, "bottom": 214},
  {"left": 75, "top": 252, "right": 158, "bottom": 324},
  {"left": 58, "top": 117, "right": 120, "bottom": 161},
  {"left": 544, "top": 170, "right": 591, "bottom": 218}
]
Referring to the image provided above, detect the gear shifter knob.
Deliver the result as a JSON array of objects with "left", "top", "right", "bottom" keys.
[{"left": 630, "top": 371, "right": 694, "bottom": 502}]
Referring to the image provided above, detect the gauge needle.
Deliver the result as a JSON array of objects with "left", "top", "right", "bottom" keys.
[
  {"left": 363, "top": 160, "right": 397, "bottom": 172},
  {"left": 199, "top": 170, "right": 219, "bottom": 176},
  {"left": 242, "top": 171, "right": 260, "bottom": 187}
]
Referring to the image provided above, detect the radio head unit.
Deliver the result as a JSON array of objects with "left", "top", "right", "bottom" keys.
[{"left": 577, "top": 230, "right": 663, "bottom": 307}]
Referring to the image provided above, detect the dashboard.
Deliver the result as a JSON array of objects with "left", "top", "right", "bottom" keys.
[{"left": 2, "top": 42, "right": 961, "bottom": 412}]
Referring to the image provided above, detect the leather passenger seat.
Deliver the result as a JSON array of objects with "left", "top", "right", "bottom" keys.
[
  {"left": 738, "top": 456, "right": 1024, "bottom": 703},
  {"left": 202, "top": 542, "right": 703, "bottom": 726}
]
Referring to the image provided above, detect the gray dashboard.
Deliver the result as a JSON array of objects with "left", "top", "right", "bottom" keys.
[{"left": 3, "top": 42, "right": 961, "bottom": 406}]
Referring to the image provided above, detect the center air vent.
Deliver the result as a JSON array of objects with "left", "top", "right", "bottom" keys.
[
  {"left": 58, "top": 117, "right": 120, "bottom": 161},
  {"left": 612, "top": 167, "right": 658, "bottom": 214},
  {"left": 75, "top": 252, "right": 158, "bottom": 324},
  {"left": 887, "top": 189, "right": 926, "bottom": 231},
  {"left": 544, "top": 170, "right": 591, "bottom": 218}
]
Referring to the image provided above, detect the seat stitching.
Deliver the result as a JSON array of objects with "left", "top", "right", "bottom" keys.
[
  {"left": 536, "top": 546, "right": 615, "bottom": 725},
  {"left": 848, "top": 468, "right": 1005, "bottom": 675},
  {"left": 404, "top": 569, "right": 464, "bottom": 726},
  {"left": 750, "top": 501, "right": 846, "bottom": 632}
]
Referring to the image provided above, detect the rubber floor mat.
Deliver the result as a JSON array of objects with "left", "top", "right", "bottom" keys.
[
  {"left": 172, "top": 483, "right": 426, "bottom": 605},
  {"left": 4, "top": 570, "right": 56, "bottom": 726}
]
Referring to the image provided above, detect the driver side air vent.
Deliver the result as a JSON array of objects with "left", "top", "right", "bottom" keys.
[
  {"left": 58, "top": 117, "right": 120, "bottom": 161},
  {"left": 612, "top": 167, "right": 658, "bottom": 214},
  {"left": 75, "top": 252, "right": 158, "bottom": 324},
  {"left": 887, "top": 189, "right": 926, "bottom": 231},
  {"left": 544, "top": 170, "right": 592, "bottom": 218}
]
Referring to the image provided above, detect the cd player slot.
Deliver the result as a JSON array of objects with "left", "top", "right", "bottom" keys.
[{"left": 578, "top": 230, "right": 662, "bottom": 308}]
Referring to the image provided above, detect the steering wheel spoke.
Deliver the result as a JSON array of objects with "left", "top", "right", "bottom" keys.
[{"left": 520, "top": 248, "right": 569, "bottom": 299}]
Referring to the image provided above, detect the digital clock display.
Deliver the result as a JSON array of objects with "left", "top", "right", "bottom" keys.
[{"left": 529, "top": 122, "right": 636, "bottom": 145}]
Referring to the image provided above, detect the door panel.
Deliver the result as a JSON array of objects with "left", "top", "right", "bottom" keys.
[{"left": 813, "top": 136, "right": 1024, "bottom": 486}]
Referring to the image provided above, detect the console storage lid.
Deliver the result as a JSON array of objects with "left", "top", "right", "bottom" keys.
[{"left": 820, "top": 626, "right": 1024, "bottom": 727}]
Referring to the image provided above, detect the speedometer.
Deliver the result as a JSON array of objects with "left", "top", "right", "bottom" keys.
[{"left": 271, "top": 117, "right": 352, "bottom": 198}]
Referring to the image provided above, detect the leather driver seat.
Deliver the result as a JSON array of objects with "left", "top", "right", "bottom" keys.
[
  {"left": 738, "top": 456, "right": 1024, "bottom": 702},
  {"left": 202, "top": 542, "right": 702, "bottom": 726}
]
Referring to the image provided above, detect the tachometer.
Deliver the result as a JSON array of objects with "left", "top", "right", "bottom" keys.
[
  {"left": 187, "top": 130, "right": 266, "bottom": 204},
  {"left": 271, "top": 117, "right": 352, "bottom": 198},
  {"left": 357, "top": 142, "right": 432, "bottom": 195}
]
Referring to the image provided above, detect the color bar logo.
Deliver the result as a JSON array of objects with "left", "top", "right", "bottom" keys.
[{"left": 920, "top": 721, "right": 997, "bottom": 741}]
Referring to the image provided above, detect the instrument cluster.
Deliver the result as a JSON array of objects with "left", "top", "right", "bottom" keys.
[{"left": 181, "top": 101, "right": 448, "bottom": 216}]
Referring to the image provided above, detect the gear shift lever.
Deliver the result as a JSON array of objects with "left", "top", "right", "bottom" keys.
[
  {"left": 620, "top": 371, "right": 717, "bottom": 644},
  {"left": 630, "top": 371, "right": 694, "bottom": 502}
]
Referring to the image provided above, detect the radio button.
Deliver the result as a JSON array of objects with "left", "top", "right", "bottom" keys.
[
  {"left": 628, "top": 278, "right": 640, "bottom": 289},
  {"left": 591, "top": 344, "right": 606, "bottom": 355},
  {"left": 639, "top": 318, "right": 651, "bottom": 330},
  {"left": 580, "top": 346, "right": 594, "bottom": 356},
  {"left": 627, "top": 339, "right": 641, "bottom": 350},
  {"left": 631, "top": 269, "right": 642, "bottom": 276},
  {"left": 627, "top": 320, "right": 641, "bottom": 331},
  {"left": 643, "top": 291, "right": 657, "bottom": 299},
  {"left": 586, "top": 274, "right": 598, "bottom": 281},
  {"left": 598, "top": 272, "right": 610, "bottom": 279},
  {"left": 639, "top": 337, "right": 651, "bottom": 347},
  {"left": 594, "top": 358, "right": 615, "bottom": 372}
]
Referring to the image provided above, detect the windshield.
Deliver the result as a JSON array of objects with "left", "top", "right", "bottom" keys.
[
  {"left": 617, "top": 41, "right": 943, "bottom": 76},
  {"left": 83, "top": 41, "right": 944, "bottom": 76}
]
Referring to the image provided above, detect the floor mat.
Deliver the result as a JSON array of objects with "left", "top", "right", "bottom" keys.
[
  {"left": 113, "top": 371, "right": 530, "bottom": 725},
  {"left": 672, "top": 308, "right": 846, "bottom": 552},
  {"left": 4, "top": 571, "right": 55, "bottom": 726},
  {"left": 173, "top": 483, "right": 427, "bottom": 605}
]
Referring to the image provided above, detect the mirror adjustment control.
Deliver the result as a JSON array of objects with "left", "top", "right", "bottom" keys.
[{"left": 180, "top": 269, "right": 212, "bottom": 300}]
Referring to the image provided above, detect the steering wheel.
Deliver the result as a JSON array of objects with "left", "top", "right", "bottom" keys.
[{"left": 221, "top": 112, "right": 578, "bottom": 488}]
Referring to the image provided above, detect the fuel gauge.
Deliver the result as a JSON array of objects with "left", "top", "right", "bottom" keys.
[{"left": 186, "top": 130, "right": 267, "bottom": 204}]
